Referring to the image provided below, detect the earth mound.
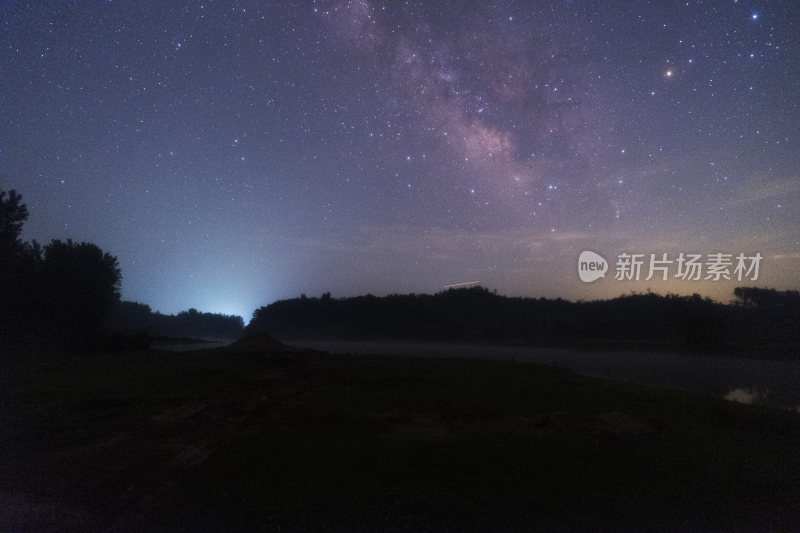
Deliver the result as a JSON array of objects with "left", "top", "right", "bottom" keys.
[{"left": 226, "top": 332, "right": 297, "bottom": 353}]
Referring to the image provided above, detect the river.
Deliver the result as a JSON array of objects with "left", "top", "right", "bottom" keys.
[{"left": 285, "top": 340, "right": 800, "bottom": 412}]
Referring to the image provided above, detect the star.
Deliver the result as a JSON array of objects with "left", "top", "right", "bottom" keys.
[{"left": 0, "top": 0, "right": 794, "bottom": 315}]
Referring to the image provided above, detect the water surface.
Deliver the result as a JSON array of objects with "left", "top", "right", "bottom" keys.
[{"left": 287, "top": 340, "right": 800, "bottom": 411}]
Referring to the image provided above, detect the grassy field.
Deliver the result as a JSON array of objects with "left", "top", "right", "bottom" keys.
[{"left": 2, "top": 345, "right": 799, "bottom": 531}]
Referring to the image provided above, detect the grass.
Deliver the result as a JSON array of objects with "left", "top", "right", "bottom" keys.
[{"left": 1, "top": 346, "right": 799, "bottom": 531}]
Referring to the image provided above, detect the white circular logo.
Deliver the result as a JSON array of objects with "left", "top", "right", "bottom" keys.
[{"left": 578, "top": 251, "right": 608, "bottom": 282}]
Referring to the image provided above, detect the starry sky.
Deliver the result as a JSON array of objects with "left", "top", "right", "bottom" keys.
[{"left": 2, "top": 1, "right": 799, "bottom": 321}]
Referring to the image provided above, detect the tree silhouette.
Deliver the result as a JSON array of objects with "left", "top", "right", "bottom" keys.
[
  {"left": 110, "top": 301, "right": 244, "bottom": 339},
  {"left": 0, "top": 188, "right": 28, "bottom": 255},
  {"left": 248, "top": 286, "right": 799, "bottom": 355},
  {"left": 1, "top": 188, "right": 124, "bottom": 347},
  {"left": 0, "top": 189, "right": 38, "bottom": 336},
  {"left": 40, "top": 239, "right": 122, "bottom": 341}
]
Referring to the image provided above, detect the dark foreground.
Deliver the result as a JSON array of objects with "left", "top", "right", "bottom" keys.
[{"left": 2, "top": 346, "right": 799, "bottom": 531}]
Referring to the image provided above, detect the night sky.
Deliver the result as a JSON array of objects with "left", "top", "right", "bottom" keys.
[{"left": 2, "top": 1, "right": 799, "bottom": 321}]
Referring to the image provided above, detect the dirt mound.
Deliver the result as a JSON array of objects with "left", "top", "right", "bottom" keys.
[{"left": 226, "top": 333, "right": 295, "bottom": 353}]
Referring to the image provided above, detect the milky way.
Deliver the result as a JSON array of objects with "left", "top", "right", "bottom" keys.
[{"left": 2, "top": 1, "right": 798, "bottom": 320}]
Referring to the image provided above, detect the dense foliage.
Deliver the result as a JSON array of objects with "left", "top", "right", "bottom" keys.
[
  {"left": 249, "top": 286, "right": 800, "bottom": 353},
  {"left": 112, "top": 300, "right": 244, "bottom": 339},
  {"left": 1, "top": 189, "right": 122, "bottom": 347}
]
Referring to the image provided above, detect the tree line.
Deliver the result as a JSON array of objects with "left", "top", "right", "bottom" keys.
[
  {"left": 248, "top": 286, "right": 800, "bottom": 356},
  {"left": 111, "top": 300, "right": 244, "bottom": 340},
  {"left": 0, "top": 188, "right": 243, "bottom": 350}
]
